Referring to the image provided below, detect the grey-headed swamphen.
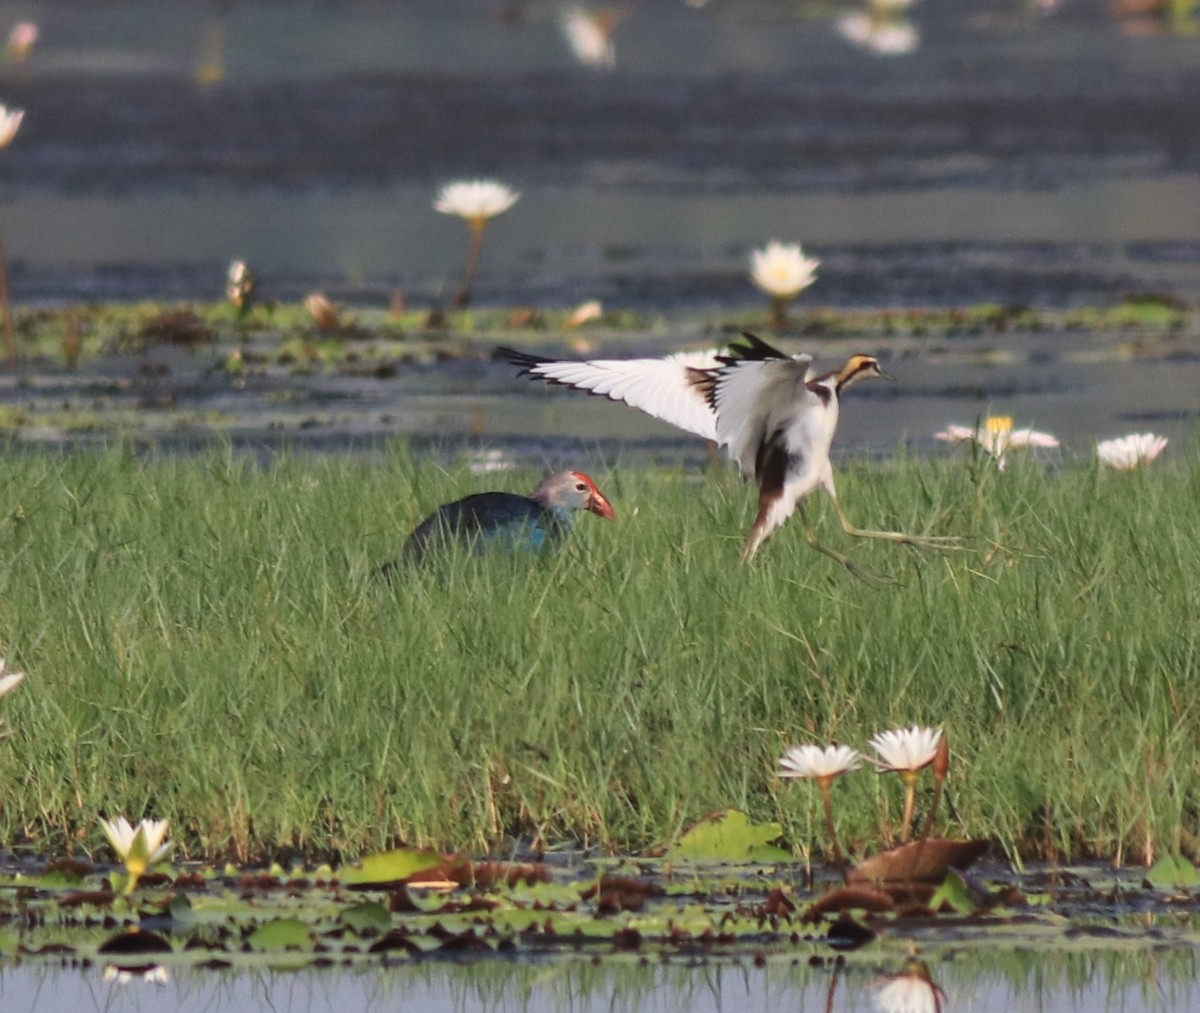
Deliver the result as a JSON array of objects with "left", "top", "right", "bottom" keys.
[{"left": 396, "top": 470, "right": 616, "bottom": 567}]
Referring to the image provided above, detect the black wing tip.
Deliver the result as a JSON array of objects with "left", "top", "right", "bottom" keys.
[
  {"left": 494, "top": 345, "right": 552, "bottom": 375},
  {"left": 718, "top": 331, "right": 788, "bottom": 365}
]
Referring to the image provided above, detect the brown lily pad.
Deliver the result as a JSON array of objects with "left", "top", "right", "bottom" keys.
[
  {"left": 850, "top": 837, "right": 990, "bottom": 886},
  {"left": 804, "top": 885, "right": 895, "bottom": 919},
  {"left": 581, "top": 875, "right": 664, "bottom": 914}
]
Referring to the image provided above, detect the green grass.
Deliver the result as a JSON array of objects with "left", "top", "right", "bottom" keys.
[{"left": 0, "top": 440, "right": 1197, "bottom": 865}]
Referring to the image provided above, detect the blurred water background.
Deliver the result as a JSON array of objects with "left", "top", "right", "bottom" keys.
[{"left": 0, "top": 0, "right": 1197, "bottom": 456}]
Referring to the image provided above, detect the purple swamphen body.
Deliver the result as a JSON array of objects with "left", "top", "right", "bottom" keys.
[{"left": 400, "top": 470, "right": 616, "bottom": 566}]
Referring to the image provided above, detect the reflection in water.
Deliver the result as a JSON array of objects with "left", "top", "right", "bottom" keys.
[
  {"left": 5, "top": 947, "right": 1200, "bottom": 1012},
  {"left": 101, "top": 964, "right": 170, "bottom": 987},
  {"left": 874, "top": 960, "right": 945, "bottom": 1013}
]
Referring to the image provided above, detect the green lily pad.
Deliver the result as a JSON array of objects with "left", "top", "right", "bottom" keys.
[
  {"left": 339, "top": 847, "right": 446, "bottom": 888},
  {"left": 667, "top": 810, "right": 794, "bottom": 863},
  {"left": 341, "top": 900, "right": 392, "bottom": 935},
  {"left": 1146, "top": 855, "right": 1200, "bottom": 889},
  {"left": 929, "top": 870, "right": 980, "bottom": 914},
  {"left": 247, "top": 918, "right": 315, "bottom": 951},
  {"left": 169, "top": 894, "right": 195, "bottom": 924}
]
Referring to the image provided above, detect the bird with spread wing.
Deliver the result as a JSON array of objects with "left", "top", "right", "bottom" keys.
[{"left": 499, "top": 333, "right": 957, "bottom": 571}]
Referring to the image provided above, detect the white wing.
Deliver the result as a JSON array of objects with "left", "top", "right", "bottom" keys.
[
  {"left": 507, "top": 349, "right": 722, "bottom": 442},
  {"left": 711, "top": 355, "right": 814, "bottom": 479}
]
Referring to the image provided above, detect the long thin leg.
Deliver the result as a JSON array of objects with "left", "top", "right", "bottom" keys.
[
  {"left": 798, "top": 503, "right": 892, "bottom": 584},
  {"left": 829, "top": 495, "right": 962, "bottom": 551}
]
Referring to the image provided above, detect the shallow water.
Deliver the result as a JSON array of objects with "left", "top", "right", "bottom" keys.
[
  {"left": 4, "top": 949, "right": 1200, "bottom": 1012},
  {"left": 1, "top": 0, "right": 1199, "bottom": 309},
  {"left": 1, "top": 324, "right": 1194, "bottom": 467}
]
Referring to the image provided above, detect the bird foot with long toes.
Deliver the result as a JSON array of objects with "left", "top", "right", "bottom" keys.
[
  {"left": 830, "top": 498, "right": 965, "bottom": 553},
  {"left": 841, "top": 556, "right": 898, "bottom": 586},
  {"left": 846, "top": 528, "right": 967, "bottom": 553},
  {"left": 802, "top": 529, "right": 897, "bottom": 586}
]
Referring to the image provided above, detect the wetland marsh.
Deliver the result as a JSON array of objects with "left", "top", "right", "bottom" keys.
[{"left": 1, "top": 0, "right": 1200, "bottom": 1008}]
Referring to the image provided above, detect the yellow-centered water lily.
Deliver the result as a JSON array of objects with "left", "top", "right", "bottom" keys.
[
  {"left": 749, "top": 240, "right": 820, "bottom": 327},
  {"left": 935, "top": 415, "right": 1058, "bottom": 470},
  {"left": 749, "top": 240, "right": 819, "bottom": 299},
  {"left": 99, "top": 816, "right": 173, "bottom": 888}
]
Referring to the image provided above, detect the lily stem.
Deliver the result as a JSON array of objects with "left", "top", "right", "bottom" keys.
[
  {"left": 451, "top": 219, "right": 487, "bottom": 310},
  {"left": 768, "top": 294, "right": 791, "bottom": 329},
  {"left": 818, "top": 778, "right": 851, "bottom": 885},
  {"left": 901, "top": 777, "right": 917, "bottom": 844}
]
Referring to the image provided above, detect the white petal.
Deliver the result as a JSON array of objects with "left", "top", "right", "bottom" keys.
[
  {"left": 779, "top": 742, "right": 862, "bottom": 778},
  {"left": 100, "top": 817, "right": 138, "bottom": 858},
  {"left": 868, "top": 726, "right": 942, "bottom": 771}
]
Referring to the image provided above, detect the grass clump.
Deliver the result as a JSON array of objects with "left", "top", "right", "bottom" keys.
[{"left": 0, "top": 440, "right": 1197, "bottom": 865}]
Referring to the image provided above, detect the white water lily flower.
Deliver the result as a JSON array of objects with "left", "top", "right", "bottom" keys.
[
  {"left": 8, "top": 22, "right": 38, "bottom": 62},
  {"left": 779, "top": 743, "right": 862, "bottom": 781},
  {"left": 868, "top": 725, "right": 943, "bottom": 773},
  {"left": 0, "top": 103, "right": 24, "bottom": 149},
  {"left": 935, "top": 415, "right": 1058, "bottom": 470},
  {"left": 434, "top": 179, "right": 521, "bottom": 226},
  {"left": 749, "top": 241, "right": 820, "bottom": 299},
  {"left": 1096, "top": 433, "right": 1167, "bottom": 471},
  {"left": 0, "top": 658, "right": 24, "bottom": 698},
  {"left": 836, "top": 10, "right": 919, "bottom": 56},
  {"left": 560, "top": 6, "right": 617, "bottom": 68},
  {"left": 99, "top": 816, "right": 173, "bottom": 877},
  {"left": 227, "top": 259, "right": 255, "bottom": 309}
]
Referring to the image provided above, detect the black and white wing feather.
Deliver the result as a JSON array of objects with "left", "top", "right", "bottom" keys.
[
  {"left": 499, "top": 347, "right": 721, "bottom": 442},
  {"left": 706, "top": 336, "right": 814, "bottom": 480}
]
